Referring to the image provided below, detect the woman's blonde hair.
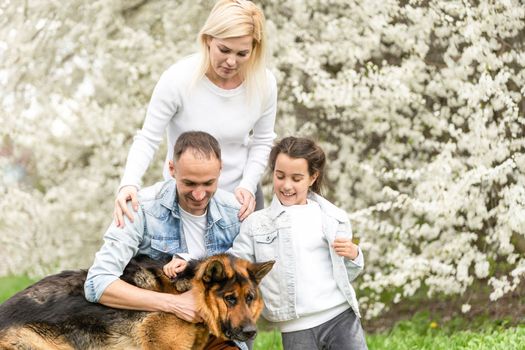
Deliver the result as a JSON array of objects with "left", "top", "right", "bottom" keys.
[{"left": 196, "top": 0, "right": 268, "bottom": 100}]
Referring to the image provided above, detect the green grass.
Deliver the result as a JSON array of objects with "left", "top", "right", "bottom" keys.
[
  {"left": 365, "top": 312, "right": 525, "bottom": 350},
  {"left": 2, "top": 277, "right": 523, "bottom": 350},
  {"left": 0, "top": 275, "right": 36, "bottom": 303},
  {"left": 253, "top": 325, "right": 525, "bottom": 350},
  {"left": 367, "top": 327, "right": 525, "bottom": 350},
  {"left": 253, "top": 311, "right": 525, "bottom": 350},
  {"left": 253, "top": 331, "right": 283, "bottom": 350}
]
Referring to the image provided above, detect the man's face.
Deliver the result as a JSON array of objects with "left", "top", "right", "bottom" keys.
[{"left": 170, "top": 149, "right": 221, "bottom": 216}]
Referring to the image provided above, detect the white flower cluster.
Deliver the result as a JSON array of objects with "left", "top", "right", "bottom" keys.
[{"left": 1, "top": 1, "right": 524, "bottom": 319}]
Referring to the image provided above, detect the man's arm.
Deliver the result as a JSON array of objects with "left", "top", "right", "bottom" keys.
[
  {"left": 100, "top": 280, "right": 201, "bottom": 322},
  {"left": 84, "top": 213, "right": 143, "bottom": 303}
]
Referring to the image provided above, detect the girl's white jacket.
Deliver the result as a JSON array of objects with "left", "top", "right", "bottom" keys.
[{"left": 230, "top": 192, "right": 363, "bottom": 322}]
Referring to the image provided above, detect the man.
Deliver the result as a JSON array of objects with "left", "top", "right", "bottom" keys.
[{"left": 85, "top": 131, "right": 244, "bottom": 350}]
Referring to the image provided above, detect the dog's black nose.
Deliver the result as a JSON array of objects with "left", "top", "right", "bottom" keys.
[
  {"left": 242, "top": 330, "right": 257, "bottom": 340},
  {"left": 242, "top": 325, "right": 257, "bottom": 340}
]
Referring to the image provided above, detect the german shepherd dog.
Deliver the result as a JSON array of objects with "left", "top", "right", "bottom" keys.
[{"left": 0, "top": 254, "right": 274, "bottom": 350}]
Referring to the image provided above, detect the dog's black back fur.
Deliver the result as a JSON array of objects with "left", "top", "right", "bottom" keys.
[{"left": 0, "top": 255, "right": 176, "bottom": 346}]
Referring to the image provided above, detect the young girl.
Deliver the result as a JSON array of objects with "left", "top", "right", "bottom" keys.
[
  {"left": 230, "top": 136, "right": 367, "bottom": 350},
  {"left": 164, "top": 136, "right": 367, "bottom": 349}
]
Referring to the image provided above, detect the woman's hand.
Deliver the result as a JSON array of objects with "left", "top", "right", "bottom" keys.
[
  {"left": 114, "top": 185, "right": 139, "bottom": 228},
  {"left": 332, "top": 237, "right": 359, "bottom": 260},
  {"left": 234, "top": 187, "right": 256, "bottom": 221}
]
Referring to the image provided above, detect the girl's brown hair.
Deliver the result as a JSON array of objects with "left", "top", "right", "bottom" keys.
[{"left": 268, "top": 137, "right": 326, "bottom": 194}]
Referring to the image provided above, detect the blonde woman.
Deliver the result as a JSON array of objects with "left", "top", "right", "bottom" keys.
[{"left": 115, "top": 0, "right": 277, "bottom": 226}]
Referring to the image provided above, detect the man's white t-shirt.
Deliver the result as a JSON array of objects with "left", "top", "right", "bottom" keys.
[{"left": 178, "top": 206, "right": 207, "bottom": 260}]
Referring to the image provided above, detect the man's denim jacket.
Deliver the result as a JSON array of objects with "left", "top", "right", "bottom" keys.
[
  {"left": 230, "top": 192, "right": 364, "bottom": 322},
  {"left": 84, "top": 179, "right": 241, "bottom": 303}
]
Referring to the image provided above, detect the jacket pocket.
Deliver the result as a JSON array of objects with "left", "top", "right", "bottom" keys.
[
  {"left": 253, "top": 231, "right": 278, "bottom": 260},
  {"left": 151, "top": 237, "right": 180, "bottom": 255}
]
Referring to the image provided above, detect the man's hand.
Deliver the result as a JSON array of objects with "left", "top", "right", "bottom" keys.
[
  {"left": 114, "top": 185, "right": 139, "bottom": 228},
  {"left": 167, "top": 290, "right": 203, "bottom": 323},
  {"left": 235, "top": 187, "right": 256, "bottom": 221}
]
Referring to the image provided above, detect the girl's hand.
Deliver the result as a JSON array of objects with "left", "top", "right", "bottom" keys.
[
  {"left": 114, "top": 185, "right": 139, "bottom": 228},
  {"left": 332, "top": 237, "right": 359, "bottom": 260},
  {"left": 235, "top": 187, "right": 256, "bottom": 221},
  {"left": 163, "top": 258, "right": 188, "bottom": 278}
]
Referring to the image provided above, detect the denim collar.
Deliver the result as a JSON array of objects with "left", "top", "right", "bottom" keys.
[
  {"left": 268, "top": 192, "right": 321, "bottom": 220},
  {"left": 206, "top": 195, "right": 224, "bottom": 228},
  {"left": 159, "top": 179, "right": 178, "bottom": 212},
  {"left": 268, "top": 195, "right": 287, "bottom": 220},
  {"left": 268, "top": 191, "right": 347, "bottom": 222}
]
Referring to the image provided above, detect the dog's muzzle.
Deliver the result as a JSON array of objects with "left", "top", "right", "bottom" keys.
[{"left": 224, "top": 324, "right": 257, "bottom": 342}]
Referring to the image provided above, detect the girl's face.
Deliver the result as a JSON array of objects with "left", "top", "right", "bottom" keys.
[
  {"left": 273, "top": 153, "right": 318, "bottom": 206},
  {"left": 206, "top": 35, "right": 253, "bottom": 88}
]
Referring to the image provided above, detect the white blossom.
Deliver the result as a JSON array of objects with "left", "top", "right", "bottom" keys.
[{"left": 461, "top": 304, "right": 471, "bottom": 313}]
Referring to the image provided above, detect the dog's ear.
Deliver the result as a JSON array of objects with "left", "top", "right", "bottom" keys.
[
  {"left": 249, "top": 260, "right": 275, "bottom": 285},
  {"left": 203, "top": 260, "right": 227, "bottom": 283}
]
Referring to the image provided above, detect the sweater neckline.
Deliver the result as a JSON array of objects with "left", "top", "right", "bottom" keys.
[{"left": 202, "top": 74, "right": 245, "bottom": 97}]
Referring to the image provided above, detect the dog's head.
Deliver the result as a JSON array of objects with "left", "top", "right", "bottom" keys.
[{"left": 192, "top": 254, "right": 274, "bottom": 342}]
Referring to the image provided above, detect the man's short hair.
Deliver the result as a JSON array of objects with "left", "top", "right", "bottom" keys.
[{"left": 173, "top": 131, "right": 221, "bottom": 161}]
